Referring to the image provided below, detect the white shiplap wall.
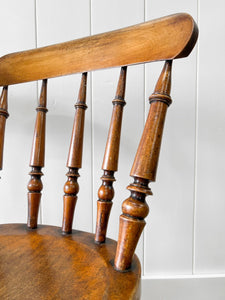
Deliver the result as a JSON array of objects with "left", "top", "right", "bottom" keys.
[{"left": 0, "top": 1, "right": 225, "bottom": 299}]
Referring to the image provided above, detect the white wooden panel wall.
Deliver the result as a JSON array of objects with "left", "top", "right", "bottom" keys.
[
  {"left": 0, "top": 0, "right": 37, "bottom": 223},
  {"left": 195, "top": 0, "right": 225, "bottom": 275},
  {"left": 144, "top": 0, "right": 198, "bottom": 276},
  {"left": 0, "top": 1, "right": 225, "bottom": 299}
]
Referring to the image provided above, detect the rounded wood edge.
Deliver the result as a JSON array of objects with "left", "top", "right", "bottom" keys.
[
  {"left": 175, "top": 13, "right": 199, "bottom": 59},
  {"left": 0, "top": 13, "right": 198, "bottom": 86}
]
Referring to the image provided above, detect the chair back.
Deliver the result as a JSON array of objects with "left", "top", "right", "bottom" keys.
[{"left": 0, "top": 13, "right": 198, "bottom": 271}]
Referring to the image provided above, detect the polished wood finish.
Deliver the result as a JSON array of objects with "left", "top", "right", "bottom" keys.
[
  {"left": 0, "top": 13, "right": 198, "bottom": 86},
  {"left": 131, "top": 60, "right": 172, "bottom": 181},
  {"left": 0, "top": 13, "right": 199, "bottom": 299},
  {"left": 27, "top": 79, "right": 48, "bottom": 229},
  {"left": 114, "top": 61, "right": 173, "bottom": 271},
  {"left": 62, "top": 73, "right": 87, "bottom": 233},
  {"left": 0, "top": 86, "right": 9, "bottom": 170},
  {"left": 0, "top": 224, "right": 141, "bottom": 300},
  {"left": 95, "top": 67, "right": 127, "bottom": 243}
]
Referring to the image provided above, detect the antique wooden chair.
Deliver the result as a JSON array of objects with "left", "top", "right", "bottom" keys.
[{"left": 0, "top": 13, "right": 198, "bottom": 299}]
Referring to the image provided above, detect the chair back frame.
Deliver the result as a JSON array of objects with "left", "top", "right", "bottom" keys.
[{"left": 0, "top": 13, "right": 198, "bottom": 271}]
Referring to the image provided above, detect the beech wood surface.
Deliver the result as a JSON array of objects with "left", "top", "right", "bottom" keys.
[
  {"left": 0, "top": 12, "right": 199, "bottom": 299},
  {"left": 95, "top": 67, "right": 127, "bottom": 243},
  {"left": 0, "top": 86, "right": 9, "bottom": 170},
  {"left": 27, "top": 79, "right": 48, "bottom": 229},
  {"left": 0, "top": 224, "right": 141, "bottom": 300},
  {"left": 0, "top": 13, "right": 198, "bottom": 86},
  {"left": 115, "top": 61, "right": 173, "bottom": 271},
  {"left": 62, "top": 73, "right": 87, "bottom": 234},
  {"left": 131, "top": 60, "right": 172, "bottom": 180}
]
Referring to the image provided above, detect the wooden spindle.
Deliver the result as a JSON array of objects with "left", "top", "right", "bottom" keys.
[
  {"left": 114, "top": 60, "right": 173, "bottom": 271},
  {"left": 0, "top": 86, "right": 9, "bottom": 170},
  {"left": 95, "top": 67, "right": 127, "bottom": 243},
  {"left": 27, "top": 79, "right": 48, "bottom": 229},
  {"left": 62, "top": 73, "right": 87, "bottom": 234}
]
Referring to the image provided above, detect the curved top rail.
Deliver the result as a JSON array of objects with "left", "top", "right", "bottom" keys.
[{"left": 0, "top": 13, "right": 198, "bottom": 86}]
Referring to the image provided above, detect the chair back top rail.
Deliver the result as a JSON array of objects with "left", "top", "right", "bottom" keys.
[{"left": 0, "top": 13, "right": 198, "bottom": 87}]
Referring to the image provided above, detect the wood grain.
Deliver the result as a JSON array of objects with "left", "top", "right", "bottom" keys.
[
  {"left": 62, "top": 73, "right": 87, "bottom": 234},
  {"left": 0, "top": 10, "right": 199, "bottom": 299},
  {"left": 0, "top": 224, "right": 141, "bottom": 300},
  {"left": 0, "top": 86, "right": 9, "bottom": 170},
  {"left": 115, "top": 61, "right": 173, "bottom": 270},
  {"left": 27, "top": 79, "right": 47, "bottom": 229},
  {"left": 95, "top": 67, "right": 127, "bottom": 243},
  {"left": 0, "top": 13, "right": 198, "bottom": 86}
]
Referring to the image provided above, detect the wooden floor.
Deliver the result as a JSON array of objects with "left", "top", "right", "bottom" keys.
[{"left": 0, "top": 224, "right": 141, "bottom": 299}]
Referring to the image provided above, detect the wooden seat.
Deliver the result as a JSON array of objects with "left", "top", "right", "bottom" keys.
[
  {"left": 0, "top": 13, "right": 198, "bottom": 299},
  {"left": 0, "top": 224, "right": 140, "bottom": 299}
]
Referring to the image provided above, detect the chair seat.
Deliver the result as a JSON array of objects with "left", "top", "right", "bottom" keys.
[{"left": 0, "top": 224, "right": 141, "bottom": 299}]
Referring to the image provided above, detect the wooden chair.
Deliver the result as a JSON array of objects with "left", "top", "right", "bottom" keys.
[{"left": 0, "top": 13, "right": 198, "bottom": 299}]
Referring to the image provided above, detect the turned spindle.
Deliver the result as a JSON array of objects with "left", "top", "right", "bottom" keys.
[
  {"left": 114, "top": 60, "right": 173, "bottom": 271},
  {"left": 62, "top": 73, "right": 87, "bottom": 234},
  {"left": 0, "top": 86, "right": 9, "bottom": 170},
  {"left": 27, "top": 79, "right": 48, "bottom": 229},
  {"left": 95, "top": 67, "right": 127, "bottom": 243}
]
